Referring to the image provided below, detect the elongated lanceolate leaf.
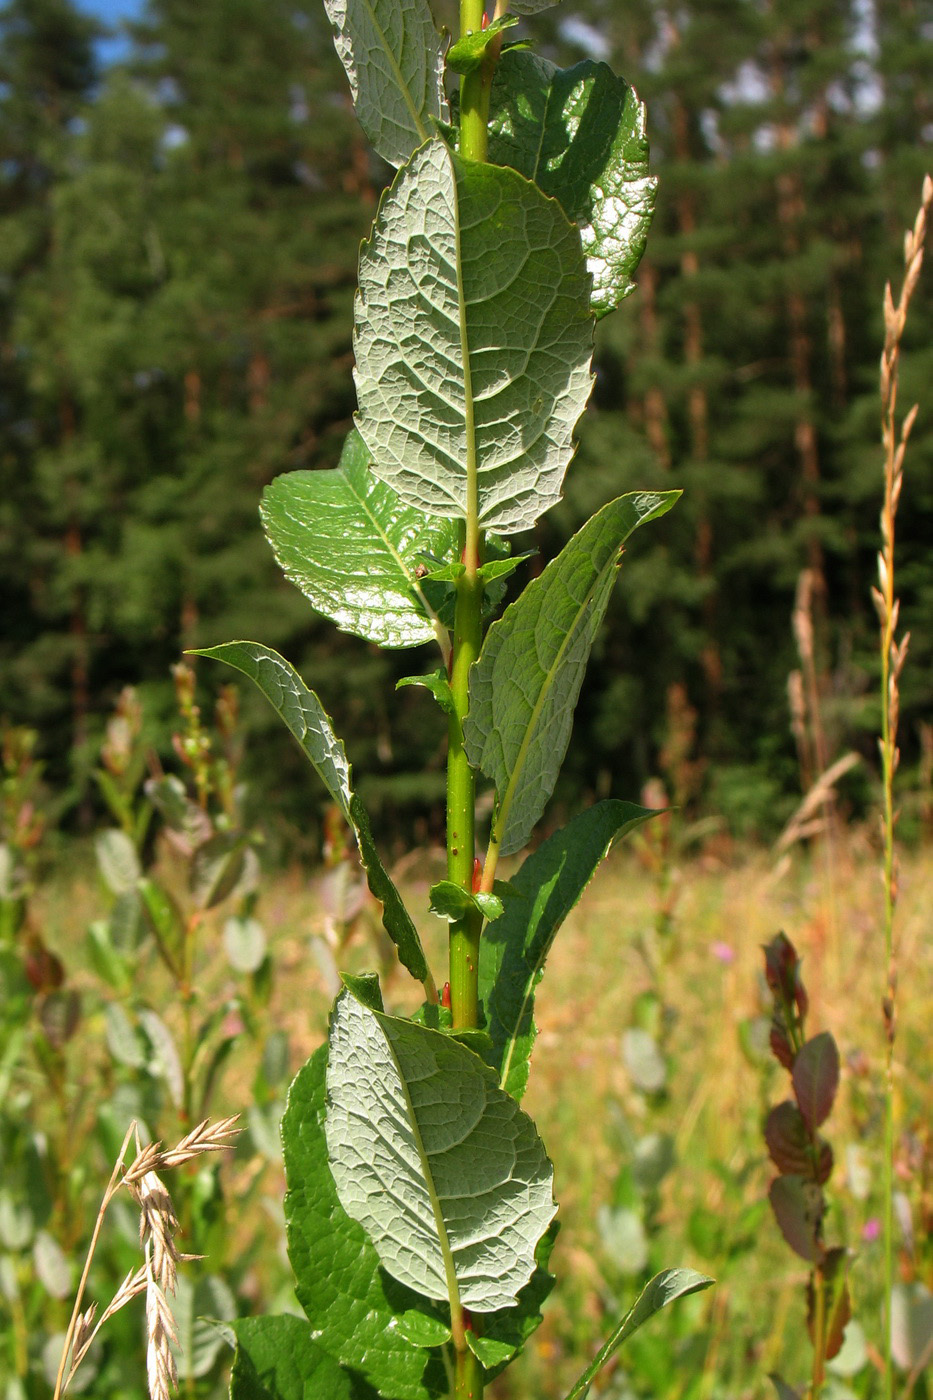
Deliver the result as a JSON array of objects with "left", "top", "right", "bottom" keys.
[
  {"left": 261, "top": 429, "right": 457, "bottom": 651},
  {"left": 191, "top": 643, "right": 428, "bottom": 986},
  {"left": 283, "top": 1047, "right": 447, "bottom": 1400},
  {"left": 464, "top": 492, "right": 679, "bottom": 857},
  {"left": 488, "top": 52, "right": 656, "bottom": 318},
  {"left": 480, "top": 801, "right": 654, "bottom": 1098},
  {"left": 325, "top": 991, "right": 556, "bottom": 1311},
  {"left": 323, "top": 0, "right": 447, "bottom": 168},
  {"left": 230, "top": 1315, "right": 362, "bottom": 1400},
  {"left": 508, "top": 0, "right": 563, "bottom": 11},
  {"left": 354, "top": 137, "right": 593, "bottom": 534},
  {"left": 563, "top": 1269, "right": 714, "bottom": 1400}
]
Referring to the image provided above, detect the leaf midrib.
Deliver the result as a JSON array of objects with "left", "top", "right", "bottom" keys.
[
  {"left": 491, "top": 550, "right": 618, "bottom": 852},
  {"left": 345, "top": 469, "right": 447, "bottom": 652},
  {"left": 360, "top": 0, "right": 429, "bottom": 146},
  {"left": 379, "top": 1019, "right": 464, "bottom": 1318}
]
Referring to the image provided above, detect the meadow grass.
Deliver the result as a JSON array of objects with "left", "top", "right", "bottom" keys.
[{"left": 36, "top": 831, "right": 932, "bottom": 1399}]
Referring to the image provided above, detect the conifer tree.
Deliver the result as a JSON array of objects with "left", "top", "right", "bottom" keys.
[{"left": 0, "top": 0, "right": 101, "bottom": 787}]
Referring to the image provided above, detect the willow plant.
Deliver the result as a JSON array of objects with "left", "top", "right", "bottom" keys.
[{"left": 197, "top": 3, "right": 711, "bottom": 1397}]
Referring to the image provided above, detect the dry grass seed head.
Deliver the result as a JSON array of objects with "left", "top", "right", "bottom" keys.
[
  {"left": 55, "top": 1116, "right": 239, "bottom": 1400},
  {"left": 123, "top": 1116, "right": 241, "bottom": 1185},
  {"left": 145, "top": 1256, "right": 179, "bottom": 1400}
]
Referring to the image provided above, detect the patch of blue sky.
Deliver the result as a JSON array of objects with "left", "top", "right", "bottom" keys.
[{"left": 74, "top": 0, "right": 146, "bottom": 65}]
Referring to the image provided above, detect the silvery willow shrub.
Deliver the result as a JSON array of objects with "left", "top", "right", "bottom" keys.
[{"left": 196, "top": 2, "right": 712, "bottom": 1397}]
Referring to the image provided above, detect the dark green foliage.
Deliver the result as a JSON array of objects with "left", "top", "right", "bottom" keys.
[
  {"left": 1, "top": 0, "right": 931, "bottom": 843},
  {"left": 230, "top": 1315, "right": 370, "bottom": 1400},
  {"left": 0, "top": 0, "right": 373, "bottom": 826},
  {"left": 546, "top": 0, "right": 933, "bottom": 832},
  {"left": 479, "top": 799, "right": 655, "bottom": 1099}
]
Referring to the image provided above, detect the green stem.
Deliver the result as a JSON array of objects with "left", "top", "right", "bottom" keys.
[
  {"left": 455, "top": 1343, "right": 483, "bottom": 1400},
  {"left": 448, "top": 0, "right": 501, "bottom": 1040},
  {"left": 447, "top": 561, "right": 483, "bottom": 1030},
  {"left": 458, "top": 0, "right": 501, "bottom": 164}
]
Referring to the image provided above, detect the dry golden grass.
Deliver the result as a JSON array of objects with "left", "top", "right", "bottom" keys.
[{"left": 38, "top": 832, "right": 931, "bottom": 1398}]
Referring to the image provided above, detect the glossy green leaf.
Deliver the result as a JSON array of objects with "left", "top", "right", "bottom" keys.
[
  {"left": 230, "top": 1315, "right": 360, "bottom": 1400},
  {"left": 420, "top": 534, "right": 517, "bottom": 628},
  {"left": 396, "top": 669, "right": 456, "bottom": 716},
  {"left": 323, "top": 0, "right": 447, "bottom": 168},
  {"left": 487, "top": 52, "right": 656, "bottom": 317},
  {"left": 283, "top": 1046, "right": 447, "bottom": 1400},
  {"left": 354, "top": 136, "right": 593, "bottom": 535},
  {"left": 428, "top": 880, "right": 503, "bottom": 924},
  {"left": 325, "top": 990, "right": 556, "bottom": 1311},
  {"left": 465, "top": 493, "right": 678, "bottom": 856},
  {"left": 480, "top": 801, "right": 653, "bottom": 1098},
  {"left": 261, "top": 429, "right": 456, "bottom": 651},
  {"left": 339, "top": 968, "right": 384, "bottom": 1012},
  {"left": 562, "top": 1269, "right": 714, "bottom": 1400},
  {"left": 396, "top": 1310, "right": 452, "bottom": 1348},
  {"left": 191, "top": 642, "right": 428, "bottom": 986},
  {"left": 446, "top": 17, "right": 518, "bottom": 75},
  {"left": 422, "top": 561, "right": 465, "bottom": 583},
  {"left": 466, "top": 1332, "right": 514, "bottom": 1368},
  {"left": 508, "top": 0, "right": 562, "bottom": 10},
  {"left": 478, "top": 553, "right": 534, "bottom": 586}
]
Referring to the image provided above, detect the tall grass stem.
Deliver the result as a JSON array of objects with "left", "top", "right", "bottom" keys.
[{"left": 876, "top": 173, "right": 931, "bottom": 1400}]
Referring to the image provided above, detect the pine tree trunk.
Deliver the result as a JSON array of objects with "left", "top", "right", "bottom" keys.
[{"left": 636, "top": 259, "right": 671, "bottom": 468}]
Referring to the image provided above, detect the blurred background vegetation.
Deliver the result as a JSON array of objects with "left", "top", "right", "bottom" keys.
[
  {"left": 1, "top": 0, "right": 931, "bottom": 848},
  {"left": 1, "top": 3, "right": 932, "bottom": 1397}
]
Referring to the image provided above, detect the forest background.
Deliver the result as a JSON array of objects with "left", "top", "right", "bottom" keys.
[
  {"left": 1, "top": 3, "right": 932, "bottom": 1398},
  {"left": 1, "top": 0, "right": 932, "bottom": 847}
]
